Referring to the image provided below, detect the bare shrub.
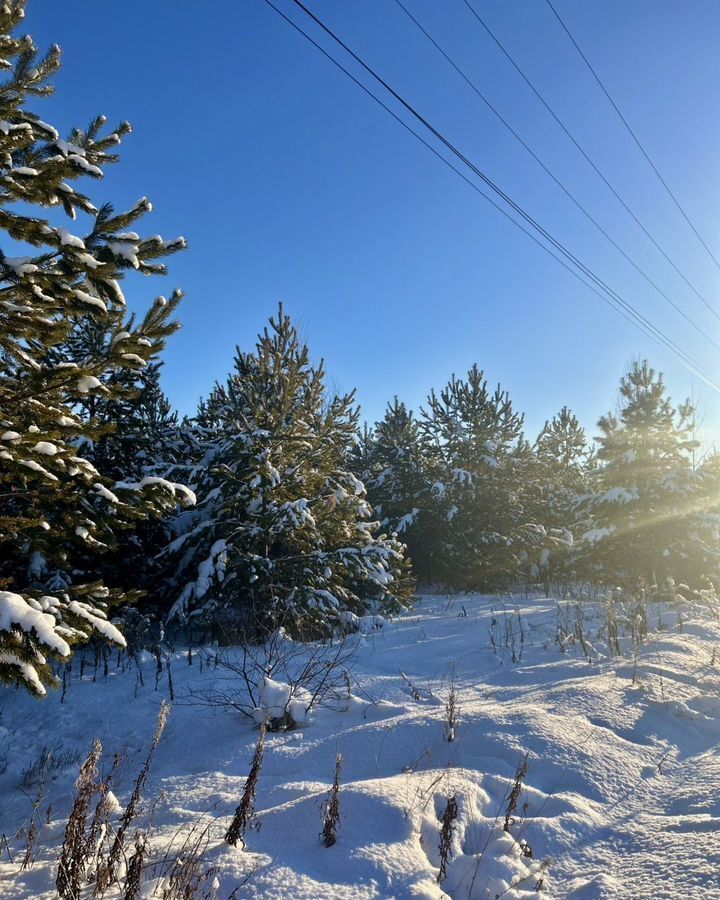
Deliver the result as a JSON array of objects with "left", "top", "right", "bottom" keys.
[
  {"left": 22, "top": 740, "right": 83, "bottom": 788},
  {"left": 185, "top": 629, "right": 358, "bottom": 724}
]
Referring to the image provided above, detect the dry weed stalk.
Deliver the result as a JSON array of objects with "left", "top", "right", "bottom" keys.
[
  {"left": 122, "top": 832, "right": 147, "bottom": 900},
  {"left": 96, "top": 701, "right": 171, "bottom": 892},
  {"left": 504, "top": 753, "right": 529, "bottom": 834},
  {"left": 437, "top": 794, "right": 457, "bottom": 884},
  {"left": 225, "top": 722, "right": 267, "bottom": 848},
  {"left": 320, "top": 753, "right": 343, "bottom": 847},
  {"left": 56, "top": 738, "right": 102, "bottom": 899}
]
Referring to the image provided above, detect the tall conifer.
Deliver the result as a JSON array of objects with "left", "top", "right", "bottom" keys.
[{"left": 0, "top": 2, "right": 190, "bottom": 694}]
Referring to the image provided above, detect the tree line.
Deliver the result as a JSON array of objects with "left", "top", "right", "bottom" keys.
[
  {"left": 2, "top": 0, "right": 719, "bottom": 697},
  {"left": 356, "top": 360, "right": 720, "bottom": 596}
]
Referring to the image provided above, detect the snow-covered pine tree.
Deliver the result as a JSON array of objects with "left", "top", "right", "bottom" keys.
[
  {"left": 58, "top": 314, "right": 181, "bottom": 482},
  {"left": 0, "top": 1, "right": 192, "bottom": 694},
  {"left": 56, "top": 320, "right": 189, "bottom": 600},
  {"left": 362, "top": 398, "right": 430, "bottom": 576},
  {"left": 580, "top": 361, "right": 699, "bottom": 591},
  {"left": 347, "top": 422, "right": 376, "bottom": 496},
  {"left": 419, "top": 365, "right": 526, "bottom": 589},
  {"left": 528, "top": 406, "right": 595, "bottom": 590},
  {"left": 162, "top": 306, "right": 413, "bottom": 641},
  {"left": 689, "top": 451, "right": 720, "bottom": 588}
]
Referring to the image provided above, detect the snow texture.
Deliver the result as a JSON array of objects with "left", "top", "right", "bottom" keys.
[{"left": 2, "top": 594, "right": 720, "bottom": 897}]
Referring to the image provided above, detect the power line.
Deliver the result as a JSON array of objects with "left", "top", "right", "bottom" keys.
[
  {"left": 460, "top": 0, "right": 720, "bottom": 324},
  {"left": 544, "top": 0, "right": 720, "bottom": 274},
  {"left": 264, "top": 0, "right": 715, "bottom": 386},
  {"left": 285, "top": 0, "right": 717, "bottom": 384},
  {"left": 391, "top": 0, "right": 720, "bottom": 353},
  {"left": 258, "top": 0, "right": 719, "bottom": 391}
]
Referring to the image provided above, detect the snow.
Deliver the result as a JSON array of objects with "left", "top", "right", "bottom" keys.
[
  {"left": 104, "top": 790, "right": 122, "bottom": 816},
  {"left": 32, "top": 441, "right": 58, "bottom": 456},
  {"left": 66, "top": 601, "right": 125, "bottom": 647},
  {"left": 120, "top": 353, "right": 147, "bottom": 366},
  {"left": 77, "top": 251, "right": 101, "bottom": 269},
  {"left": 2, "top": 593, "right": 720, "bottom": 896},
  {"left": 110, "top": 330, "right": 131, "bottom": 346},
  {"left": 0, "top": 591, "right": 71, "bottom": 657},
  {"left": 17, "top": 459, "right": 58, "bottom": 481},
  {"left": 54, "top": 138, "right": 86, "bottom": 157},
  {"left": 259, "top": 676, "right": 292, "bottom": 720},
  {"left": 0, "top": 120, "right": 31, "bottom": 135},
  {"left": 76, "top": 375, "right": 103, "bottom": 394},
  {"left": 3, "top": 257, "right": 38, "bottom": 277},
  {"left": 67, "top": 154, "right": 103, "bottom": 177},
  {"left": 114, "top": 475, "right": 196, "bottom": 506},
  {"left": 583, "top": 526, "right": 614, "bottom": 544},
  {"left": 56, "top": 228, "right": 85, "bottom": 249},
  {"left": 93, "top": 482, "right": 120, "bottom": 504},
  {"left": 0, "top": 652, "right": 46, "bottom": 696},
  {"left": 73, "top": 288, "right": 107, "bottom": 313},
  {"left": 599, "top": 486, "right": 639, "bottom": 504},
  {"left": 107, "top": 241, "right": 139, "bottom": 268},
  {"left": 31, "top": 119, "right": 59, "bottom": 140},
  {"left": 396, "top": 507, "right": 419, "bottom": 532}
]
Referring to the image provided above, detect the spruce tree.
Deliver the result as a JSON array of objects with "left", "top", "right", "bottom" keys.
[
  {"left": 0, "top": 1, "right": 191, "bottom": 694},
  {"left": 162, "top": 307, "right": 413, "bottom": 640},
  {"left": 581, "top": 361, "right": 699, "bottom": 591}
]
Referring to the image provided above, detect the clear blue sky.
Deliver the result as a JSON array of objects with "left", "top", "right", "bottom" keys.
[{"left": 25, "top": 0, "right": 720, "bottom": 446}]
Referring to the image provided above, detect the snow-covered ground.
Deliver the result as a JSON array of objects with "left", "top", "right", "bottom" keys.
[{"left": 1, "top": 592, "right": 720, "bottom": 898}]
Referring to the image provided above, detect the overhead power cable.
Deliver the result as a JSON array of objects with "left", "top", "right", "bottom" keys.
[
  {"left": 544, "top": 0, "right": 720, "bottom": 274},
  {"left": 391, "top": 0, "right": 720, "bottom": 353},
  {"left": 258, "top": 0, "right": 719, "bottom": 391},
  {"left": 460, "top": 0, "right": 720, "bottom": 324}
]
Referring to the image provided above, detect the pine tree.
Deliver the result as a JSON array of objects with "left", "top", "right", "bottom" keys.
[
  {"left": 362, "top": 398, "right": 430, "bottom": 574},
  {"left": 529, "top": 407, "right": 594, "bottom": 590},
  {"left": 63, "top": 329, "right": 188, "bottom": 600},
  {"left": 58, "top": 314, "right": 181, "bottom": 482},
  {"left": 0, "top": 2, "right": 191, "bottom": 694},
  {"left": 162, "top": 307, "right": 413, "bottom": 641},
  {"left": 690, "top": 451, "right": 720, "bottom": 588},
  {"left": 418, "top": 365, "right": 526, "bottom": 589},
  {"left": 580, "top": 361, "right": 699, "bottom": 591}
]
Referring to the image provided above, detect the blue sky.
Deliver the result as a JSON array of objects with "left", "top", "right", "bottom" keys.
[{"left": 25, "top": 0, "right": 720, "bottom": 446}]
